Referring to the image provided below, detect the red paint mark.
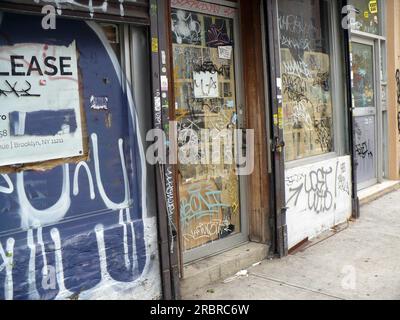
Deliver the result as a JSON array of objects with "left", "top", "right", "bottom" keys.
[
  {"left": 48, "top": 76, "right": 79, "bottom": 83},
  {"left": 171, "top": 0, "right": 236, "bottom": 18},
  {"left": 43, "top": 44, "right": 49, "bottom": 58}
]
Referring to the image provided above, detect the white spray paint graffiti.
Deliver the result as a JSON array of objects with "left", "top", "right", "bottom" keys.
[
  {"left": 35, "top": 0, "right": 127, "bottom": 19},
  {"left": 292, "top": 101, "right": 313, "bottom": 128},
  {"left": 91, "top": 134, "right": 131, "bottom": 210},
  {"left": 171, "top": 9, "right": 201, "bottom": 44},
  {"left": 1, "top": 132, "right": 147, "bottom": 300},
  {"left": 17, "top": 164, "right": 71, "bottom": 230},
  {"left": 282, "top": 59, "right": 312, "bottom": 79},
  {"left": 73, "top": 161, "right": 95, "bottom": 200},
  {"left": 0, "top": 238, "right": 14, "bottom": 300},
  {"left": 165, "top": 166, "right": 177, "bottom": 253},
  {"left": 0, "top": 174, "right": 14, "bottom": 194},
  {"left": 285, "top": 156, "right": 352, "bottom": 249},
  {"left": 0, "top": 20, "right": 161, "bottom": 300},
  {"left": 34, "top": 0, "right": 108, "bottom": 17}
]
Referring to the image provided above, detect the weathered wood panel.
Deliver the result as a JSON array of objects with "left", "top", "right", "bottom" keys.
[{"left": 240, "top": 0, "right": 271, "bottom": 244}]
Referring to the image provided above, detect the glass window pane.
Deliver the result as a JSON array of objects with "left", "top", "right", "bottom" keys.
[
  {"left": 278, "top": 0, "right": 334, "bottom": 162},
  {"left": 348, "top": 0, "right": 380, "bottom": 35},
  {"left": 351, "top": 43, "right": 375, "bottom": 109}
]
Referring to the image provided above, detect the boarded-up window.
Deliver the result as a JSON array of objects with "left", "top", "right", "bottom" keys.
[{"left": 278, "top": 0, "right": 334, "bottom": 162}]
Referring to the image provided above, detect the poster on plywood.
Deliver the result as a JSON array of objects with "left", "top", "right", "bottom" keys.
[{"left": 0, "top": 41, "right": 83, "bottom": 166}]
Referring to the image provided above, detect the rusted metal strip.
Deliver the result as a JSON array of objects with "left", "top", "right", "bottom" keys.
[
  {"left": 149, "top": 0, "right": 180, "bottom": 300},
  {"left": 264, "top": 0, "right": 288, "bottom": 258},
  {"left": 0, "top": 0, "right": 150, "bottom": 25}
]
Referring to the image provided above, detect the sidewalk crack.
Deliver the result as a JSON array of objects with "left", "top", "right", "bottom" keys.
[{"left": 250, "top": 272, "right": 347, "bottom": 300}]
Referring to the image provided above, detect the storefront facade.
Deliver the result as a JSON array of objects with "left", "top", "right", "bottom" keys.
[
  {"left": 2, "top": 0, "right": 396, "bottom": 300},
  {"left": 274, "top": 0, "right": 354, "bottom": 249},
  {"left": 167, "top": 0, "right": 356, "bottom": 265}
]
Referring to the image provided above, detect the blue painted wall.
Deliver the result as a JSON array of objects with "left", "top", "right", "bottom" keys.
[{"left": 0, "top": 13, "right": 161, "bottom": 300}]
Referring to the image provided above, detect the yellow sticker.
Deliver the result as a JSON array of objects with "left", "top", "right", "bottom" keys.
[
  {"left": 364, "top": 11, "right": 369, "bottom": 18},
  {"left": 278, "top": 107, "right": 284, "bottom": 129},
  {"left": 152, "top": 38, "right": 158, "bottom": 53},
  {"left": 369, "top": 0, "right": 378, "bottom": 14},
  {"left": 273, "top": 114, "right": 278, "bottom": 126}
]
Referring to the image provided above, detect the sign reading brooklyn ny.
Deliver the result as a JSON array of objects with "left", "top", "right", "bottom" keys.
[{"left": 0, "top": 41, "right": 84, "bottom": 166}]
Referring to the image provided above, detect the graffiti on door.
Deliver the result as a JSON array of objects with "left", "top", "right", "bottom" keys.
[
  {"left": 354, "top": 116, "right": 376, "bottom": 184},
  {"left": 0, "top": 14, "right": 161, "bottom": 300}
]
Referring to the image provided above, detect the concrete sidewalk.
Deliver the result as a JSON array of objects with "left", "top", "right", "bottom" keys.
[{"left": 184, "top": 190, "right": 400, "bottom": 300}]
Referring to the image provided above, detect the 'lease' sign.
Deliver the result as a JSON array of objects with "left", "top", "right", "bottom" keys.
[{"left": 0, "top": 41, "right": 83, "bottom": 167}]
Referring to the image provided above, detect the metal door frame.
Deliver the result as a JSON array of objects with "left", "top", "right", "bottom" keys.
[
  {"left": 351, "top": 35, "right": 381, "bottom": 190},
  {"left": 263, "top": 0, "right": 288, "bottom": 258},
  {"left": 349, "top": 0, "right": 387, "bottom": 191},
  {"left": 262, "top": 0, "right": 361, "bottom": 253},
  {"left": 170, "top": 0, "right": 249, "bottom": 264},
  {"left": 149, "top": 0, "right": 181, "bottom": 299}
]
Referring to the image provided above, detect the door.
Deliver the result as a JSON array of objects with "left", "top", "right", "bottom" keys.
[
  {"left": 170, "top": 0, "right": 247, "bottom": 263},
  {"left": 351, "top": 38, "right": 378, "bottom": 189}
]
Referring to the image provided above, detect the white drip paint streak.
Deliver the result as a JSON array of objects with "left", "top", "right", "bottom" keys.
[
  {"left": 91, "top": 134, "right": 130, "bottom": 210},
  {"left": 27, "top": 229, "right": 40, "bottom": 300},
  {"left": 94, "top": 224, "right": 112, "bottom": 281},
  {"left": 35, "top": 0, "right": 108, "bottom": 14},
  {"left": 0, "top": 243, "right": 7, "bottom": 273},
  {"left": 119, "top": 0, "right": 125, "bottom": 17},
  {"left": 50, "top": 228, "right": 74, "bottom": 297},
  {"left": 119, "top": 209, "right": 131, "bottom": 269},
  {"left": 37, "top": 227, "right": 49, "bottom": 277},
  {"left": 0, "top": 238, "right": 14, "bottom": 300},
  {"left": 4, "top": 238, "right": 14, "bottom": 300},
  {"left": 126, "top": 208, "right": 138, "bottom": 272},
  {"left": 73, "top": 162, "right": 96, "bottom": 200}
]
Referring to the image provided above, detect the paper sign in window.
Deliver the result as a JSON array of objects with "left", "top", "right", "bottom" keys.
[
  {"left": 0, "top": 41, "right": 83, "bottom": 167},
  {"left": 193, "top": 71, "right": 219, "bottom": 99}
]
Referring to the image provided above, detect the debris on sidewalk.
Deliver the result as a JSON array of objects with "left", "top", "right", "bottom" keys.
[
  {"left": 252, "top": 261, "right": 262, "bottom": 267},
  {"left": 223, "top": 269, "right": 249, "bottom": 284}
]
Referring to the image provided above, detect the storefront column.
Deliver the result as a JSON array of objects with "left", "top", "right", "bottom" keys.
[
  {"left": 386, "top": 0, "right": 400, "bottom": 180},
  {"left": 240, "top": 0, "right": 271, "bottom": 245}
]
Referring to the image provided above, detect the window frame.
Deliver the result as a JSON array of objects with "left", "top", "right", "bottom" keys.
[{"left": 280, "top": 0, "right": 348, "bottom": 169}]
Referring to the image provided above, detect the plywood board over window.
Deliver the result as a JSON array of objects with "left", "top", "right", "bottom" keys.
[{"left": 278, "top": 0, "right": 335, "bottom": 162}]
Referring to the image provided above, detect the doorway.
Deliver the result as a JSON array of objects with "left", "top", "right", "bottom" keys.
[
  {"left": 170, "top": 0, "right": 248, "bottom": 263},
  {"left": 351, "top": 38, "right": 379, "bottom": 189}
]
